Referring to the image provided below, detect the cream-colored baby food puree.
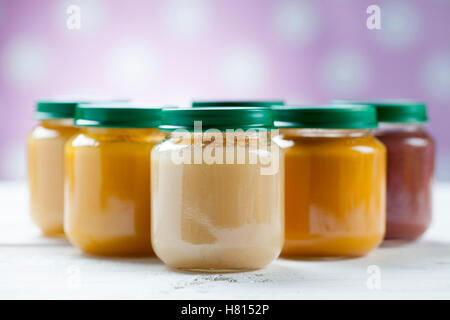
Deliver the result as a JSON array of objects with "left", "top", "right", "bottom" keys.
[{"left": 151, "top": 107, "right": 283, "bottom": 272}]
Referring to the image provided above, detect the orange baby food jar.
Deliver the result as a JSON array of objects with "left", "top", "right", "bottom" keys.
[
  {"left": 273, "top": 105, "right": 386, "bottom": 257},
  {"left": 65, "top": 104, "right": 165, "bottom": 256},
  {"left": 28, "top": 101, "right": 80, "bottom": 235}
]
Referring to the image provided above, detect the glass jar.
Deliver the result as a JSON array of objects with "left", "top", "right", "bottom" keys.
[
  {"left": 373, "top": 102, "right": 434, "bottom": 241},
  {"left": 28, "top": 101, "right": 80, "bottom": 235},
  {"left": 151, "top": 107, "right": 284, "bottom": 272},
  {"left": 273, "top": 106, "right": 386, "bottom": 257},
  {"left": 65, "top": 105, "right": 165, "bottom": 256}
]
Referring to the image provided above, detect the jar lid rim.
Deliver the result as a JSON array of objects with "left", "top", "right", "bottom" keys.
[
  {"left": 74, "top": 104, "right": 163, "bottom": 128},
  {"left": 159, "top": 107, "right": 274, "bottom": 131},
  {"left": 35, "top": 99, "right": 128, "bottom": 120},
  {"left": 192, "top": 100, "right": 284, "bottom": 108},
  {"left": 272, "top": 105, "right": 378, "bottom": 129},
  {"left": 332, "top": 100, "right": 428, "bottom": 123}
]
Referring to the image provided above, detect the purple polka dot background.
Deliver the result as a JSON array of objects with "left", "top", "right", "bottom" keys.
[{"left": 0, "top": 0, "right": 449, "bottom": 180}]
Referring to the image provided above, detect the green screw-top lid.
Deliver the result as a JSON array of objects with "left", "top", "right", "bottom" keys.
[
  {"left": 333, "top": 100, "right": 428, "bottom": 123},
  {"left": 35, "top": 100, "right": 80, "bottom": 119},
  {"left": 272, "top": 105, "right": 378, "bottom": 129},
  {"left": 192, "top": 101, "right": 284, "bottom": 108},
  {"left": 75, "top": 104, "right": 162, "bottom": 128},
  {"left": 35, "top": 99, "right": 128, "bottom": 120},
  {"left": 159, "top": 107, "right": 273, "bottom": 131}
]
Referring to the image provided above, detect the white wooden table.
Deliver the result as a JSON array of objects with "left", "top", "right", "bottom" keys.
[{"left": 1, "top": 181, "right": 449, "bottom": 300}]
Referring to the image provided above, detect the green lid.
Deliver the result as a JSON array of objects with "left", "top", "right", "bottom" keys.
[
  {"left": 192, "top": 101, "right": 284, "bottom": 108},
  {"left": 75, "top": 104, "right": 162, "bottom": 128},
  {"left": 160, "top": 107, "right": 273, "bottom": 131},
  {"left": 272, "top": 105, "right": 378, "bottom": 129},
  {"left": 35, "top": 99, "right": 129, "bottom": 120},
  {"left": 35, "top": 100, "right": 79, "bottom": 119},
  {"left": 333, "top": 100, "right": 428, "bottom": 123}
]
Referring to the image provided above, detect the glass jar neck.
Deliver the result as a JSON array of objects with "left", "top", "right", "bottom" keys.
[
  {"left": 41, "top": 118, "right": 74, "bottom": 127},
  {"left": 280, "top": 128, "right": 372, "bottom": 138},
  {"left": 169, "top": 130, "right": 271, "bottom": 145},
  {"left": 82, "top": 127, "right": 161, "bottom": 136}
]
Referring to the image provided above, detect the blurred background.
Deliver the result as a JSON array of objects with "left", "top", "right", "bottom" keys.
[{"left": 0, "top": 0, "right": 449, "bottom": 181}]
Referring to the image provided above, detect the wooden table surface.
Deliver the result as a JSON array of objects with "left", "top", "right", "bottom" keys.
[{"left": 1, "top": 181, "right": 449, "bottom": 299}]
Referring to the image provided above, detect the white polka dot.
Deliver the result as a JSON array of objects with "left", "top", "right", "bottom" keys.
[
  {"left": 0, "top": 142, "right": 26, "bottom": 180},
  {"left": 422, "top": 51, "right": 450, "bottom": 101},
  {"left": 375, "top": 1, "right": 421, "bottom": 50},
  {"left": 106, "top": 42, "right": 158, "bottom": 93},
  {"left": 272, "top": 0, "right": 319, "bottom": 45},
  {"left": 219, "top": 47, "right": 268, "bottom": 92},
  {"left": 2, "top": 39, "right": 50, "bottom": 87},
  {"left": 164, "top": 0, "right": 211, "bottom": 38},
  {"left": 56, "top": 0, "right": 105, "bottom": 33},
  {"left": 320, "top": 48, "right": 371, "bottom": 96}
]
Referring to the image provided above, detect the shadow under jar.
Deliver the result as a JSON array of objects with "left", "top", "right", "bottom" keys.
[
  {"left": 374, "top": 102, "right": 435, "bottom": 241},
  {"left": 273, "top": 105, "right": 386, "bottom": 258},
  {"left": 28, "top": 100, "right": 80, "bottom": 236},
  {"left": 64, "top": 104, "right": 165, "bottom": 256},
  {"left": 151, "top": 107, "right": 284, "bottom": 272}
]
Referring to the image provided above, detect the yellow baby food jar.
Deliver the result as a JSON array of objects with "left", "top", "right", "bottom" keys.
[
  {"left": 65, "top": 104, "right": 165, "bottom": 256},
  {"left": 28, "top": 100, "right": 80, "bottom": 236},
  {"left": 152, "top": 107, "right": 284, "bottom": 272},
  {"left": 273, "top": 105, "right": 386, "bottom": 257}
]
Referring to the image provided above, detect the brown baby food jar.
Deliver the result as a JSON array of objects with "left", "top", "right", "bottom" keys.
[
  {"left": 151, "top": 107, "right": 284, "bottom": 272},
  {"left": 65, "top": 104, "right": 165, "bottom": 256},
  {"left": 273, "top": 105, "right": 386, "bottom": 257},
  {"left": 28, "top": 101, "right": 80, "bottom": 236},
  {"left": 374, "top": 101, "right": 434, "bottom": 241}
]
